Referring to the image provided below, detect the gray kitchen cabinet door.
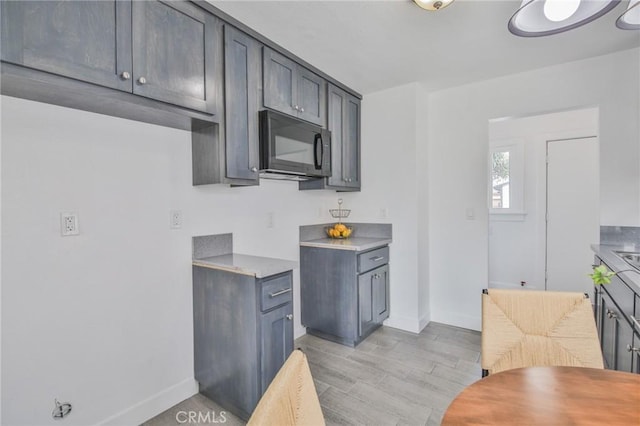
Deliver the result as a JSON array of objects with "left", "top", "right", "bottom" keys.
[
  {"left": 260, "top": 303, "right": 294, "bottom": 393},
  {"left": 373, "top": 265, "right": 389, "bottom": 323},
  {"left": 326, "top": 84, "right": 361, "bottom": 189},
  {"left": 1, "top": 0, "right": 133, "bottom": 92},
  {"left": 297, "top": 67, "right": 326, "bottom": 126},
  {"left": 358, "top": 269, "right": 376, "bottom": 337},
  {"left": 263, "top": 48, "right": 297, "bottom": 116},
  {"left": 132, "top": 0, "right": 216, "bottom": 113},
  {"left": 224, "top": 25, "right": 261, "bottom": 182}
]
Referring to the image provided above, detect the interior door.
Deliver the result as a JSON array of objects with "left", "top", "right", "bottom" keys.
[{"left": 546, "top": 137, "right": 599, "bottom": 293}]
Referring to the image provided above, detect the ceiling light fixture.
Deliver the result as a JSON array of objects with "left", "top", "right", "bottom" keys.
[
  {"left": 508, "top": 0, "right": 621, "bottom": 37},
  {"left": 413, "top": 0, "right": 454, "bottom": 11},
  {"left": 616, "top": 0, "right": 640, "bottom": 29}
]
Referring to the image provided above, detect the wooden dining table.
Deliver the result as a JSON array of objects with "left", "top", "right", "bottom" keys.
[{"left": 442, "top": 366, "right": 640, "bottom": 425}]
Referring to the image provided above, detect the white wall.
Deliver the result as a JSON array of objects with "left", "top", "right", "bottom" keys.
[
  {"left": 427, "top": 48, "right": 640, "bottom": 331},
  {"left": 0, "top": 96, "right": 340, "bottom": 425},
  {"left": 356, "top": 83, "right": 423, "bottom": 332},
  {"left": 1, "top": 83, "right": 426, "bottom": 424},
  {"left": 488, "top": 108, "right": 599, "bottom": 291}
]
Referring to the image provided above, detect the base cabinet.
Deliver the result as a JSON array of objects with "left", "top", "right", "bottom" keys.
[
  {"left": 301, "top": 245, "right": 389, "bottom": 347},
  {"left": 594, "top": 256, "right": 640, "bottom": 373},
  {"left": 193, "top": 267, "right": 294, "bottom": 420}
]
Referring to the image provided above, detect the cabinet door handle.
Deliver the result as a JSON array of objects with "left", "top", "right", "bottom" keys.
[
  {"left": 269, "top": 288, "right": 291, "bottom": 298},
  {"left": 286, "top": 314, "right": 293, "bottom": 321},
  {"left": 294, "top": 105, "right": 299, "bottom": 111},
  {"left": 627, "top": 344, "right": 640, "bottom": 353},
  {"left": 300, "top": 107, "right": 304, "bottom": 113},
  {"left": 120, "top": 71, "right": 131, "bottom": 80},
  {"left": 607, "top": 309, "right": 618, "bottom": 319},
  {"left": 370, "top": 256, "right": 384, "bottom": 262},
  {"left": 630, "top": 315, "right": 640, "bottom": 332},
  {"left": 137, "top": 76, "right": 147, "bottom": 85},
  {"left": 250, "top": 166, "right": 258, "bottom": 173}
]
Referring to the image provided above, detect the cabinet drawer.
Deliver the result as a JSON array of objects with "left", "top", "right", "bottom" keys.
[
  {"left": 358, "top": 246, "right": 389, "bottom": 273},
  {"left": 260, "top": 274, "right": 293, "bottom": 312}
]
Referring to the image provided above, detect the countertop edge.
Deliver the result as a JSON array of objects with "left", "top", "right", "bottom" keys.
[
  {"left": 591, "top": 244, "right": 640, "bottom": 294},
  {"left": 300, "top": 238, "right": 392, "bottom": 252}
]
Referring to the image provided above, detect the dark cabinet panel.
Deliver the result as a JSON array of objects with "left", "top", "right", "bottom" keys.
[
  {"left": 263, "top": 47, "right": 325, "bottom": 126},
  {"left": 1, "top": 0, "right": 132, "bottom": 92},
  {"left": 223, "top": 25, "right": 261, "bottom": 183},
  {"left": 263, "top": 48, "right": 297, "bottom": 116},
  {"left": 301, "top": 245, "right": 390, "bottom": 347},
  {"left": 193, "top": 267, "right": 294, "bottom": 420},
  {"left": 600, "top": 287, "right": 635, "bottom": 372},
  {"left": 302, "top": 83, "right": 360, "bottom": 192},
  {"left": 132, "top": 0, "right": 216, "bottom": 113},
  {"left": 260, "top": 303, "right": 294, "bottom": 392}
]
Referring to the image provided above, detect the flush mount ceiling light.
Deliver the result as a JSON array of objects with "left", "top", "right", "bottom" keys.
[
  {"left": 508, "top": 0, "right": 621, "bottom": 37},
  {"left": 413, "top": 0, "right": 454, "bottom": 11},
  {"left": 616, "top": 0, "right": 640, "bottom": 29}
]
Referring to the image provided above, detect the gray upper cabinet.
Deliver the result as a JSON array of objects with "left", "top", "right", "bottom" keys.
[
  {"left": 132, "top": 1, "right": 216, "bottom": 113},
  {"left": 1, "top": 1, "right": 133, "bottom": 92},
  {"left": 223, "top": 25, "right": 261, "bottom": 183},
  {"left": 327, "top": 84, "right": 361, "bottom": 190},
  {"left": 263, "top": 47, "right": 326, "bottom": 126},
  {"left": 1, "top": 0, "right": 217, "bottom": 114}
]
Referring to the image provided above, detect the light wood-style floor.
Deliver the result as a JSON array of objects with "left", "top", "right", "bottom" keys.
[{"left": 143, "top": 322, "right": 481, "bottom": 426}]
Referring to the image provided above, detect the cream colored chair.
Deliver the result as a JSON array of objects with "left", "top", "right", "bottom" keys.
[
  {"left": 481, "top": 288, "right": 603, "bottom": 376},
  {"left": 247, "top": 349, "right": 325, "bottom": 426}
]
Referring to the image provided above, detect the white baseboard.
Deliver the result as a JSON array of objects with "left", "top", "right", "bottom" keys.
[
  {"left": 294, "top": 325, "right": 307, "bottom": 340},
  {"left": 97, "top": 377, "right": 198, "bottom": 426},
  {"left": 430, "top": 309, "right": 481, "bottom": 332},
  {"left": 418, "top": 312, "right": 430, "bottom": 332},
  {"left": 383, "top": 314, "right": 421, "bottom": 333}
]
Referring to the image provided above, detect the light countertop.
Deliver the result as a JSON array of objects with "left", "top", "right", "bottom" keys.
[
  {"left": 300, "top": 237, "right": 392, "bottom": 252},
  {"left": 193, "top": 253, "right": 298, "bottom": 278}
]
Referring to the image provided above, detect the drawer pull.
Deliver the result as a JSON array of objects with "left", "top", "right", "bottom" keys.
[
  {"left": 630, "top": 315, "right": 640, "bottom": 331},
  {"left": 370, "top": 256, "right": 385, "bottom": 262},
  {"left": 269, "top": 288, "right": 291, "bottom": 298}
]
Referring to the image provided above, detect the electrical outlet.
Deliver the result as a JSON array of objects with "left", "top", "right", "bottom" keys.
[
  {"left": 170, "top": 210, "right": 182, "bottom": 229},
  {"left": 60, "top": 212, "right": 79, "bottom": 236}
]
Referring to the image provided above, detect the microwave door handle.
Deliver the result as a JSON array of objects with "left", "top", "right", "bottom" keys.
[{"left": 314, "top": 133, "right": 323, "bottom": 170}]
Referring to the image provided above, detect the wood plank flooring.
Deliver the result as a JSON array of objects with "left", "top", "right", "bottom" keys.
[{"left": 143, "top": 322, "right": 481, "bottom": 426}]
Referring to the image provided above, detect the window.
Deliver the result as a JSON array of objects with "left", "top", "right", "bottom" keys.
[
  {"left": 492, "top": 151, "right": 510, "bottom": 209},
  {"left": 489, "top": 140, "right": 525, "bottom": 220}
]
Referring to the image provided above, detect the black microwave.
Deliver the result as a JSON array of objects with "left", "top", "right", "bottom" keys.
[{"left": 259, "top": 110, "right": 331, "bottom": 180}]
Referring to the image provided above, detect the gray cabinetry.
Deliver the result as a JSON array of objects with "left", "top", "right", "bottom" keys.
[
  {"left": 132, "top": 1, "right": 217, "bottom": 113},
  {"left": 300, "top": 245, "right": 390, "bottom": 347},
  {"left": 263, "top": 48, "right": 326, "bottom": 126},
  {"left": 2, "top": 0, "right": 217, "bottom": 114},
  {"left": 594, "top": 256, "right": 640, "bottom": 374},
  {"left": 222, "top": 25, "right": 261, "bottom": 183},
  {"left": 193, "top": 267, "right": 294, "bottom": 420},
  {"left": 299, "top": 84, "right": 361, "bottom": 192},
  {"left": 1, "top": 0, "right": 132, "bottom": 92}
]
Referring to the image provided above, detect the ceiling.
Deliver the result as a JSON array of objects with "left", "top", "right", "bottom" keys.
[{"left": 209, "top": 0, "right": 640, "bottom": 95}]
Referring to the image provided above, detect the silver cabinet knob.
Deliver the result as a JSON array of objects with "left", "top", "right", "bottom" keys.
[
  {"left": 137, "top": 76, "right": 147, "bottom": 85},
  {"left": 250, "top": 167, "right": 258, "bottom": 173},
  {"left": 294, "top": 105, "right": 299, "bottom": 111},
  {"left": 120, "top": 71, "right": 131, "bottom": 80},
  {"left": 627, "top": 344, "right": 640, "bottom": 353},
  {"left": 300, "top": 107, "right": 305, "bottom": 113},
  {"left": 607, "top": 309, "right": 617, "bottom": 319},
  {"left": 286, "top": 314, "right": 293, "bottom": 320}
]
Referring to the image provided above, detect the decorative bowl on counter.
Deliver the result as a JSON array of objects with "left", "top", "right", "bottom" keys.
[{"left": 325, "top": 223, "right": 354, "bottom": 239}]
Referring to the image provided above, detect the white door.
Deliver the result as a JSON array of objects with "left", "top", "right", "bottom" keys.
[{"left": 546, "top": 137, "right": 599, "bottom": 293}]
